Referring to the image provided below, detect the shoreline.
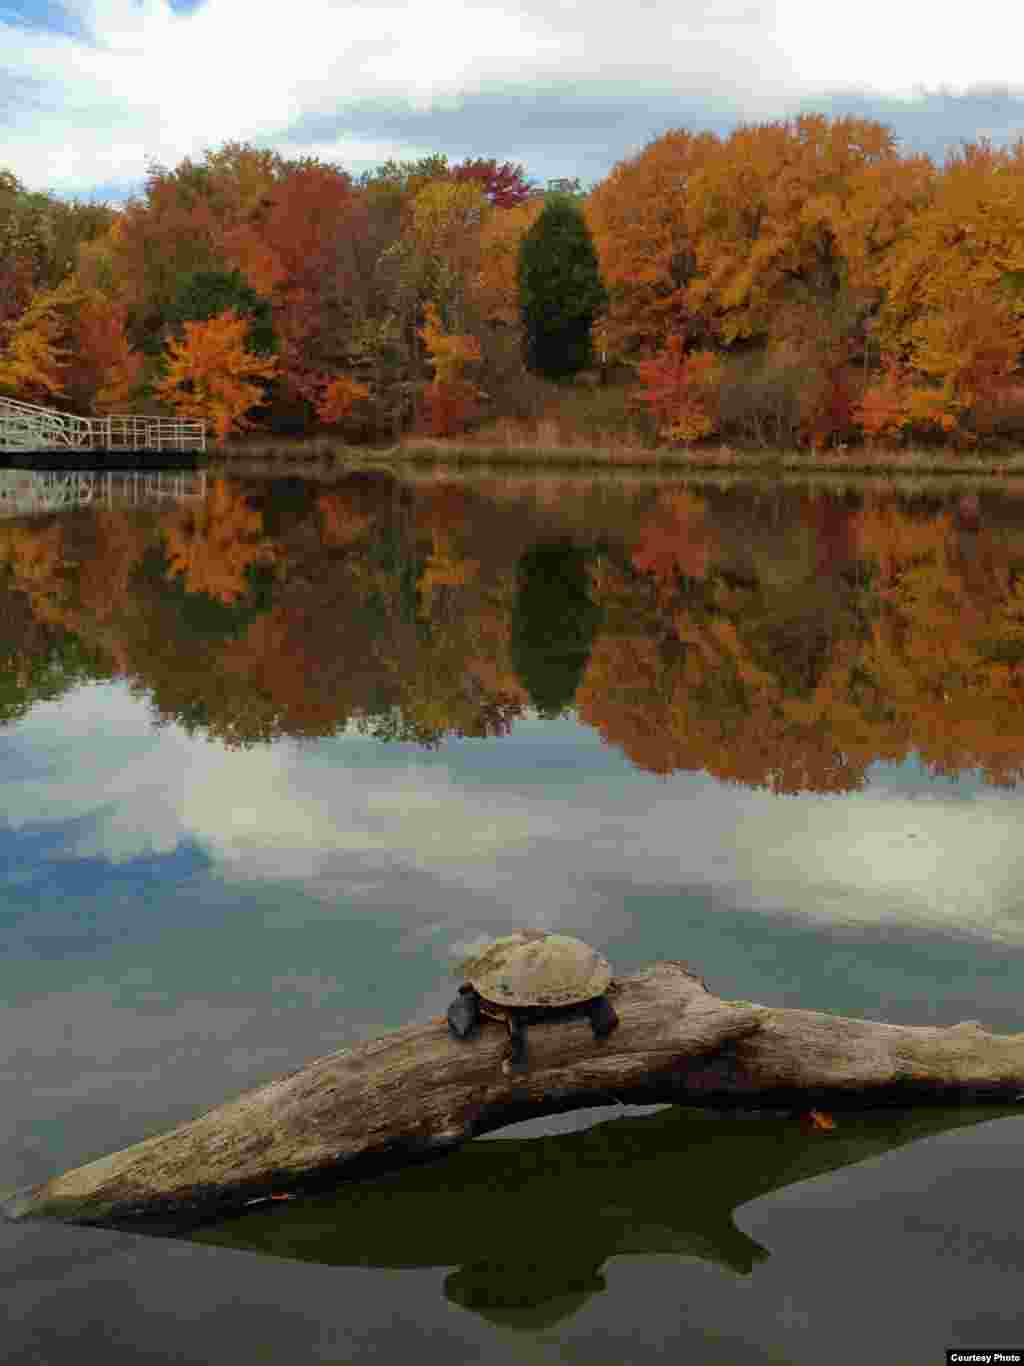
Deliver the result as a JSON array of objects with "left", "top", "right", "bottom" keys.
[
  {"left": 9, "top": 439, "right": 1024, "bottom": 482},
  {"left": 207, "top": 437, "right": 1024, "bottom": 480}
]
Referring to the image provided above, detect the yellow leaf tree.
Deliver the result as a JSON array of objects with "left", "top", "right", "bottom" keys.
[
  {"left": 0, "top": 276, "right": 144, "bottom": 414},
  {"left": 469, "top": 195, "right": 545, "bottom": 330},
  {"left": 0, "top": 293, "right": 71, "bottom": 401},
  {"left": 163, "top": 475, "right": 278, "bottom": 603},
  {"left": 152, "top": 309, "right": 279, "bottom": 443},
  {"left": 872, "top": 138, "right": 1024, "bottom": 421},
  {"left": 681, "top": 115, "right": 906, "bottom": 349},
  {"left": 406, "top": 180, "right": 490, "bottom": 331},
  {"left": 415, "top": 300, "right": 485, "bottom": 437},
  {"left": 584, "top": 114, "right": 927, "bottom": 368}
]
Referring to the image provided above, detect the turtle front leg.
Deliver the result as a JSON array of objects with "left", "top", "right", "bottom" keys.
[
  {"left": 447, "top": 984, "right": 482, "bottom": 1039},
  {"left": 586, "top": 994, "right": 619, "bottom": 1039},
  {"left": 501, "top": 1012, "right": 529, "bottom": 1075}
]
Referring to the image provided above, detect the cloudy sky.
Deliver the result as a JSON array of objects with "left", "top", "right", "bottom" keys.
[{"left": 2, "top": 0, "right": 1023, "bottom": 206}]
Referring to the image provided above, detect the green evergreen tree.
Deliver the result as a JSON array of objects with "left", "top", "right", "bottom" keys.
[
  {"left": 144, "top": 267, "right": 280, "bottom": 413},
  {"left": 516, "top": 192, "right": 608, "bottom": 382},
  {"left": 159, "top": 268, "right": 278, "bottom": 359}
]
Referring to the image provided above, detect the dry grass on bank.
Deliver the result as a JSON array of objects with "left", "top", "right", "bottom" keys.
[
  {"left": 210, "top": 438, "right": 1024, "bottom": 482},
  {"left": 208, "top": 378, "right": 1024, "bottom": 476},
  {"left": 393, "top": 434, "right": 1024, "bottom": 476}
]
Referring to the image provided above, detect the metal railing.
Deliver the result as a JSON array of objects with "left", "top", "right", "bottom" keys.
[{"left": 0, "top": 396, "right": 206, "bottom": 453}]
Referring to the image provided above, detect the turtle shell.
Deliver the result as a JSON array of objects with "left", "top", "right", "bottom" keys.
[{"left": 459, "top": 929, "right": 612, "bottom": 1008}]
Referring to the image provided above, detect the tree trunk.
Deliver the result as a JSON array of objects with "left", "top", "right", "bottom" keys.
[{"left": 4, "top": 961, "right": 1023, "bottom": 1232}]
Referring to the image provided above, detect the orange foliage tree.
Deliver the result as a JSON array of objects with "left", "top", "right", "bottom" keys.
[
  {"left": 583, "top": 128, "right": 720, "bottom": 364},
  {"left": 415, "top": 300, "right": 485, "bottom": 437},
  {"left": 217, "top": 159, "right": 359, "bottom": 298},
  {"left": 6, "top": 121, "right": 1021, "bottom": 454},
  {"left": 108, "top": 171, "right": 222, "bottom": 341},
  {"left": 96, "top": 143, "right": 285, "bottom": 338},
  {"left": 584, "top": 116, "right": 925, "bottom": 370},
  {"left": 72, "top": 291, "right": 145, "bottom": 413},
  {"left": 163, "top": 475, "right": 279, "bottom": 603},
  {"left": 852, "top": 354, "right": 958, "bottom": 444},
  {"left": 908, "top": 292, "right": 1020, "bottom": 435},
  {"left": 217, "top": 159, "right": 371, "bottom": 408},
  {"left": 631, "top": 490, "right": 717, "bottom": 583},
  {"left": 152, "top": 309, "right": 279, "bottom": 442},
  {"left": 679, "top": 116, "right": 908, "bottom": 349},
  {"left": 0, "top": 241, "right": 35, "bottom": 336},
  {"left": 0, "top": 277, "right": 147, "bottom": 413},
  {"left": 0, "top": 292, "right": 71, "bottom": 401},
  {"left": 872, "top": 138, "right": 1024, "bottom": 426},
  {"left": 107, "top": 144, "right": 284, "bottom": 316},
  {"left": 629, "top": 334, "right": 722, "bottom": 443},
  {"left": 314, "top": 373, "right": 373, "bottom": 428},
  {"left": 468, "top": 196, "right": 546, "bottom": 328}
]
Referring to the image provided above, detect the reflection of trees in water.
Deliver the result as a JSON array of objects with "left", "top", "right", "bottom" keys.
[
  {"left": 511, "top": 538, "right": 601, "bottom": 718},
  {"left": 4, "top": 477, "right": 1024, "bottom": 788},
  {"left": 187, "top": 1102, "right": 1006, "bottom": 1332},
  {"left": 0, "top": 604, "right": 109, "bottom": 725}
]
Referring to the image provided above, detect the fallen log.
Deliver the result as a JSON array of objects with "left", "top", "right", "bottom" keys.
[{"left": 4, "top": 960, "right": 1023, "bottom": 1232}]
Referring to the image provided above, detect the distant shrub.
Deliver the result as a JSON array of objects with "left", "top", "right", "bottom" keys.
[
  {"left": 550, "top": 376, "right": 661, "bottom": 448},
  {"left": 713, "top": 348, "right": 806, "bottom": 447},
  {"left": 965, "top": 384, "right": 1024, "bottom": 442}
]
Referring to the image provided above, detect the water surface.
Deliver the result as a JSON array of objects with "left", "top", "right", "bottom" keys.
[{"left": 2, "top": 466, "right": 1023, "bottom": 1363}]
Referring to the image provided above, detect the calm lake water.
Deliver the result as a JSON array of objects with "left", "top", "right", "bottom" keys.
[{"left": 2, "top": 463, "right": 1024, "bottom": 1364}]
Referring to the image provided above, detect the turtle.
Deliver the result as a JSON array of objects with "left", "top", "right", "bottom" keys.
[{"left": 446, "top": 929, "right": 619, "bottom": 1075}]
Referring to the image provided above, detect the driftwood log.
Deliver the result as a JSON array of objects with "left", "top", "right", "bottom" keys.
[{"left": 4, "top": 961, "right": 1023, "bottom": 1231}]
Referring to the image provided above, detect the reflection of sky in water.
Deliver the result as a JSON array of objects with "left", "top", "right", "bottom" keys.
[
  {"left": 3, "top": 674, "right": 1024, "bottom": 1366},
  {"left": 2, "top": 676, "right": 1024, "bottom": 1191},
  {"left": 3, "top": 679, "right": 1023, "bottom": 952}
]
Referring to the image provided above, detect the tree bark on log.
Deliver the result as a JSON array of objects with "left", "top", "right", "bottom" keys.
[{"left": 4, "top": 961, "right": 1023, "bottom": 1232}]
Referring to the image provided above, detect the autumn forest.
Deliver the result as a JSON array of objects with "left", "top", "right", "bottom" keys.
[{"left": 2, "top": 113, "right": 1024, "bottom": 454}]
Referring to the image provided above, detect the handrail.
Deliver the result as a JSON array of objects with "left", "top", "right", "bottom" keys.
[{"left": 0, "top": 396, "right": 206, "bottom": 453}]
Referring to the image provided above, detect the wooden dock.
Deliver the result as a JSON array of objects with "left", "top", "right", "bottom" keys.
[{"left": 0, "top": 395, "right": 206, "bottom": 467}]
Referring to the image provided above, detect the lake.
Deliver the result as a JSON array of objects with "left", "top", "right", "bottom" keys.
[{"left": 2, "top": 463, "right": 1023, "bottom": 1364}]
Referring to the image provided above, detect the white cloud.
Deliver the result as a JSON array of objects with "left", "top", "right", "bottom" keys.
[
  {"left": 729, "top": 787, "right": 1024, "bottom": 943},
  {"left": 773, "top": 0, "right": 1024, "bottom": 99},
  {"left": 4, "top": 681, "right": 1024, "bottom": 950},
  {"left": 2, "top": 682, "right": 547, "bottom": 884},
  {"left": 3, "top": 0, "right": 1020, "bottom": 203}
]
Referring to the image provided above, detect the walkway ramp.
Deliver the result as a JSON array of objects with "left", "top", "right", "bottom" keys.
[{"left": 0, "top": 395, "right": 206, "bottom": 454}]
